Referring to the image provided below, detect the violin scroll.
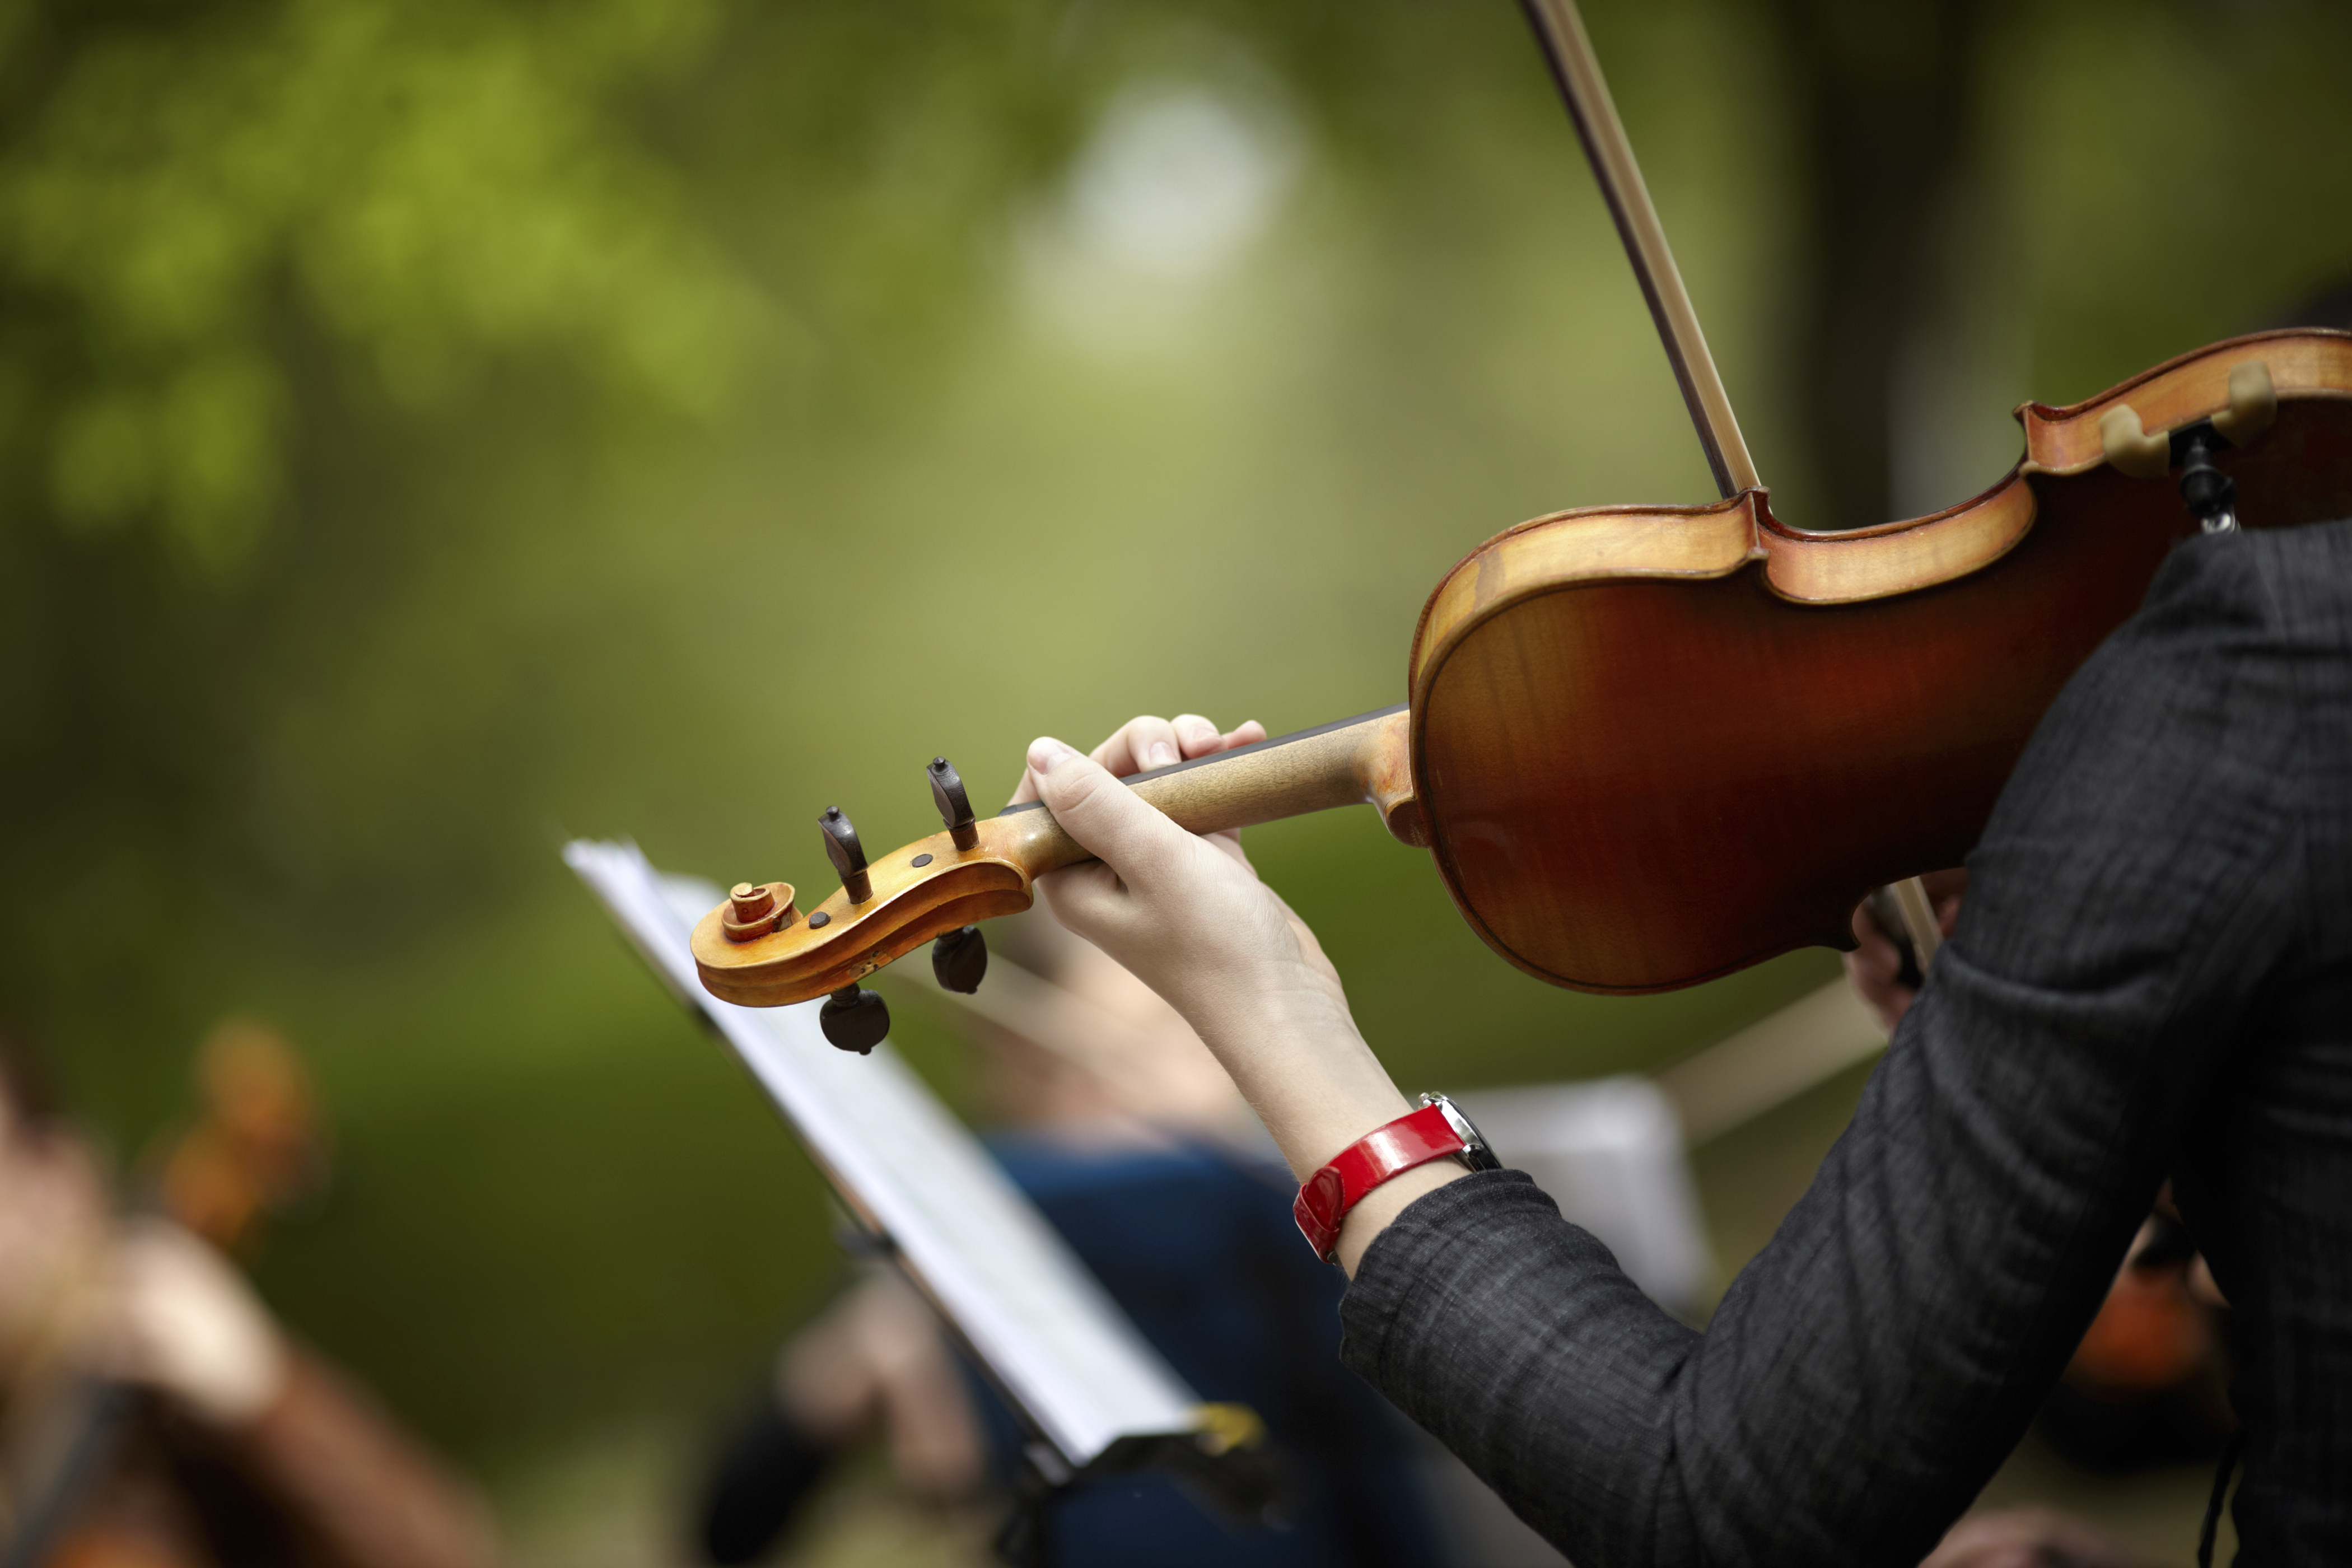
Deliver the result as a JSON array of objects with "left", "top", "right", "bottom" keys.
[{"left": 720, "top": 881, "right": 798, "bottom": 942}]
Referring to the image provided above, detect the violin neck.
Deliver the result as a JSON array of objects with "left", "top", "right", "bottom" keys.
[
  {"left": 996, "top": 704, "right": 1426, "bottom": 875},
  {"left": 1519, "top": 0, "right": 1761, "bottom": 498}
]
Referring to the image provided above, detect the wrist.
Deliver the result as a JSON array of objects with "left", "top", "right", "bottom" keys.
[
  {"left": 1334, "top": 1163, "right": 1464, "bottom": 1275},
  {"left": 1196, "top": 1016, "right": 1405, "bottom": 1177},
  {"left": 1292, "top": 1096, "right": 1497, "bottom": 1270}
]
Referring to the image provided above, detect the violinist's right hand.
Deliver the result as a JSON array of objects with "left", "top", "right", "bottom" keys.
[
  {"left": 1843, "top": 870, "right": 1968, "bottom": 1033},
  {"left": 1019, "top": 714, "right": 1460, "bottom": 1272}
]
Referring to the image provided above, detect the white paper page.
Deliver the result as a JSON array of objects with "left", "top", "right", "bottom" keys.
[{"left": 564, "top": 839, "right": 1200, "bottom": 1468}]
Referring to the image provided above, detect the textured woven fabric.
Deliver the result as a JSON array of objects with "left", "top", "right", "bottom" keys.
[{"left": 1341, "top": 520, "right": 2352, "bottom": 1566}]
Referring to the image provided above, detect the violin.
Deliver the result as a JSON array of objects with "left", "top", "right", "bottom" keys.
[
  {"left": 2, "top": 1022, "right": 327, "bottom": 1568},
  {"left": 692, "top": 0, "right": 2352, "bottom": 1047}
]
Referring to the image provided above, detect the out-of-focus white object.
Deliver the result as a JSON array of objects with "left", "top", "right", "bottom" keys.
[
  {"left": 1652, "top": 979, "right": 1887, "bottom": 1146},
  {"left": 1061, "top": 83, "right": 1299, "bottom": 282},
  {"left": 1452, "top": 981, "right": 1891, "bottom": 1318},
  {"left": 1015, "top": 75, "right": 1301, "bottom": 354},
  {"left": 1450, "top": 981, "right": 1891, "bottom": 1316},
  {"left": 1454, "top": 1077, "right": 1711, "bottom": 1315}
]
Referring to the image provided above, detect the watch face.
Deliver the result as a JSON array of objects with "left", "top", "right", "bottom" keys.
[{"left": 1421, "top": 1093, "right": 1503, "bottom": 1172}]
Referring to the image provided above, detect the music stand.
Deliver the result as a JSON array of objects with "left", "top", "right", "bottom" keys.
[{"left": 565, "top": 841, "right": 1272, "bottom": 1563}]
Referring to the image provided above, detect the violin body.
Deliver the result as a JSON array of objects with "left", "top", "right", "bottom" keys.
[
  {"left": 694, "top": 330, "right": 2352, "bottom": 1009},
  {"left": 1416, "top": 329, "right": 2352, "bottom": 991}
]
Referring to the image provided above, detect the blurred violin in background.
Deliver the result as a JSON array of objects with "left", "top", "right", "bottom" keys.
[
  {"left": 144, "top": 1019, "right": 331, "bottom": 1258},
  {"left": 2, "top": 1020, "right": 330, "bottom": 1568},
  {"left": 2, "top": 1021, "right": 497, "bottom": 1568}
]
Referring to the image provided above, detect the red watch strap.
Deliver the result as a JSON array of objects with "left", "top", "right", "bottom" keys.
[{"left": 1293, "top": 1104, "right": 1466, "bottom": 1261}]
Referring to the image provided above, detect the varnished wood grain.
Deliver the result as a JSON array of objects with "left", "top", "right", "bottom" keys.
[
  {"left": 1408, "top": 331, "right": 2352, "bottom": 993},
  {"left": 701, "top": 330, "right": 2352, "bottom": 1011}
]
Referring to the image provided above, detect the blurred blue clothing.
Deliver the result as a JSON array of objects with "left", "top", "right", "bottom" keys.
[
  {"left": 698, "top": 1136, "right": 1448, "bottom": 1567},
  {"left": 981, "top": 1136, "right": 1445, "bottom": 1568}
]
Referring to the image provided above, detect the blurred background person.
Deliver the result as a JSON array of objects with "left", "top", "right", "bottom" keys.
[
  {"left": 694, "top": 913, "right": 1446, "bottom": 1567},
  {"left": 0, "top": 1025, "right": 500, "bottom": 1568}
]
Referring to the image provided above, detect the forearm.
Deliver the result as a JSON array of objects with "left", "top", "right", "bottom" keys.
[
  {"left": 1016, "top": 725, "right": 1464, "bottom": 1269},
  {"left": 1342, "top": 938, "right": 2238, "bottom": 1565},
  {"left": 1188, "top": 986, "right": 1462, "bottom": 1273},
  {"left": 1342, "top": 1002, "right": 2123, "bottom": 1566},
  {"left": 1343, "top": 1173, "right": 1704, "bottom": 1562}
]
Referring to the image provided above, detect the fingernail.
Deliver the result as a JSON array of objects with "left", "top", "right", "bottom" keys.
[
  {"left": 1147, "top": 741, "right": 1178, "bottom": 769},
  {"left": 1028, "top": 737, "right": 1074, "bottom": 776}
]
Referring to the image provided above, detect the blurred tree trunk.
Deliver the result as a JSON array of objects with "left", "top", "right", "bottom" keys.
[{"left": 1758, "top": 0, "right": 1995, "bottom": 531}]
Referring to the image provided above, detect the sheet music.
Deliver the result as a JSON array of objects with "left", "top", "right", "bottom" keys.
[{"left": 564, "top": 839, "right": 1201, "bottom": 1468}]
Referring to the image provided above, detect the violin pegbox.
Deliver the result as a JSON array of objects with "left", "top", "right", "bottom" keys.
[{"left": 692, "top": 752, "right": 1034, "bottom": 1045}]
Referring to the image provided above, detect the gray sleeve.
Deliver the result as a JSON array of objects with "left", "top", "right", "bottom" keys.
[{"left": 1340, "top": 528, "right": 2321, "bottom": 1566}]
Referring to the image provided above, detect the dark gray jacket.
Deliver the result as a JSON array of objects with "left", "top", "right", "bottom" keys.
[{"left": 1342, "top": 520, "right": 2352, "bottom": 1565}]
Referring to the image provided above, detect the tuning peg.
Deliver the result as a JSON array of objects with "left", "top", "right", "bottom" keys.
[
  {"left": 820, "top": 984, "right": 890, "bottom": 1054},
  {"left": 928, "top": 757, "right": 979, "bottom": 851},
  {"left": 932, "top": 925, "right": 987, "bottom": 993},
  {"left": 820, "top": 806, "right": 871, "bottom": 903}
]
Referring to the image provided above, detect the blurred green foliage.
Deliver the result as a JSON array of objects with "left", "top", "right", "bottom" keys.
[
  {"left": 1, "top": 0, "right": 2348, "bottom": 1476},
  {"left": 0, "top": 0, "right": 762, "bottom": 571}
]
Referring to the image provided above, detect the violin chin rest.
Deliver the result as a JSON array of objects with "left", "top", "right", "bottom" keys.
[
  {"left": 2098, "top": 358, "right": 2278, "bottom": 481},
  {"left": 2213, "top": 360, "right": 2278, "bottom": 446},
  {"left": 2098, "top": 404, "right": 2172, "bottom": 480}
]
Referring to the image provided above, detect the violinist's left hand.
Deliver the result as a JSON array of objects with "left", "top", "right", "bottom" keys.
[
  {"left": 1006, "top": 713, "right": 1335, "bottom": 1048},
  {"left": 1016, "top": 712, "right": 1462, "bottom": 1272},
  {"left": 1005, "top": 711, "right": 1269, "bottom": 810}
]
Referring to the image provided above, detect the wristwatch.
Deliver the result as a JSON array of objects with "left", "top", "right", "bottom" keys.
[{"left": 1292, "top": 1093, "right": 1501, "bottom": 1262}]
